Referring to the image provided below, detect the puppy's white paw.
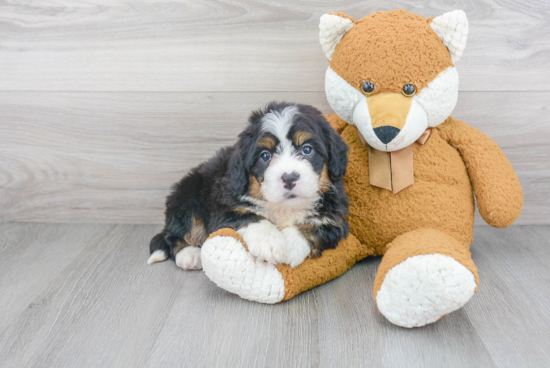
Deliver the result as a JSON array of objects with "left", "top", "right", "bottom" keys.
[
  {"left": 237, "top": 220, "right": 287, "bottom": 264},
  {"left": 281, "top": 226, "right": 311, "bottom": 268},
  {"left": 175, "top": 246, "right": 202, "bottom": 270}
]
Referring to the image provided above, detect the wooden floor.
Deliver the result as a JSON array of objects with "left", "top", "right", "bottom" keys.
[{"left": 0, "top": 224, "right": 548, "bottom": 367}]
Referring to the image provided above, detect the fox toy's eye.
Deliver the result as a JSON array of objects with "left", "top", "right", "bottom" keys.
[
  {"left": 260, "top": 151, "right": 272, "bottom": 162},
  {"left": 402, "top": 84, "right": 416, "bottom": 96},
  {"left": 301, "top": 145, "right": 313, "bottom": 155},
  {"left": 361, "top": 81, "right": 375, "bottom": 95}
]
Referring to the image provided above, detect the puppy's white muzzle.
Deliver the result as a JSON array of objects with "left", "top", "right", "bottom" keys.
[{"left": 262, "top": 155, "right": 319, "bottom": 206}]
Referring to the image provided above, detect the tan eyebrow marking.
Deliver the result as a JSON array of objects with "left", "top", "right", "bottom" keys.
[
  {"left": 257, "top": 136, "right": 276, "bottom": 150},
  {"left": 293, "top": 131, "right": 313, "bottom": 146}
]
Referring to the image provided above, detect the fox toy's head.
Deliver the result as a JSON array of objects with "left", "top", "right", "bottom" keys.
[{"left": 321, "top": 9, "right": 468, "bottom": 151}]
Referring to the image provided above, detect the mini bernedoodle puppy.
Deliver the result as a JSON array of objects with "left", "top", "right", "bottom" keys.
[{"left": 148, "top": 102, "right": 349, "bottom": 270}]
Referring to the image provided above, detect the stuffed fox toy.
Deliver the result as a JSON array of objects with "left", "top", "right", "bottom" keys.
[{"left": 200, "top": 9, "right": 523, "bottom": 327}]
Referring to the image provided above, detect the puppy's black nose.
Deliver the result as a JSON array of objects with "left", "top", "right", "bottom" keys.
[
  {"left": 281, "top": 172, "right": 300, "bottom": 190},
  {"left": 374, "top": 126, "right": 400, "bottom": 144}
]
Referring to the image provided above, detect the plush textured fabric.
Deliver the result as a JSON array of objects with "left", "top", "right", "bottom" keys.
[
  {"left": 372, "top": 228, "right": 479, "bottom": 299},
  {"left": 437, "top": 117, "right": 523, "bottom": 227},
  {"left": 276, "top": 234, "right": 372, "bottom": 301},
  {"left": 319, "top": 13, "right": 355, "bottom": 60},
  {"left": 206, "top": 228, "right": 246, "bottom": 248},
  {"left": 428, "top": 10, "right": 469, "bottom": 63},
  {"left": 330, "top": 10, "right": 453, "bottom": 95},
  {"left": 203, "top": 228, "right": 372, "bottom": 303},
  {"left": 202, "top": 229, "right": 286, "bottom": 303},
  {"left": 336, "top": 113, "right": 476, "bottom": 255},
  {"left": 375, "top": 252, "right": 477, "bottom": 327}
]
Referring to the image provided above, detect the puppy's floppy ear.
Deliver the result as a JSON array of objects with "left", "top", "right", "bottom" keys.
[
  {"left": 229, "top": 146, "right": 248, "bottom": 197},
  {"left": 229, "top": 126, "right": 257, "bottom": 197},
  {"left": 324, "top": 123, "right": 349, "bottom": 182},
  {"left": 298, "top": 104, "right": 349, "bottom": 182}
]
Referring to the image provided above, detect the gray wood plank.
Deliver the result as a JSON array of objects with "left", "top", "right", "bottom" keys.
[
  {"left": 0, "top": 223, "right": 115, "bottom": 333},
  {"left": 0, "top": 91, "right": 547, "bottom": 225},
  {"left": 0, "top": 224, "right": 179, "bottom": 368},
  {"left": 142, "top": 281, "right": 319, "bottom": 368},
  {"left": 1, "top": 1, "right": 549, "bottom": 92},
  {"left": 0, "top": 224, "right": 549, "bottom": 367},
  {"left": 464, "top": 226, "right": 550, "bottom": 367}
]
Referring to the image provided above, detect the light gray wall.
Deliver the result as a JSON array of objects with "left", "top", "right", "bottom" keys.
[{"left": 1, "top": 1, "right": 548, "bottom": 224}]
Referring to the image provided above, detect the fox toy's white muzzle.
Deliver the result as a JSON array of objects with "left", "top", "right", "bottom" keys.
[{"left": 352, "top": 93, "right": 428, "bottom": 152}]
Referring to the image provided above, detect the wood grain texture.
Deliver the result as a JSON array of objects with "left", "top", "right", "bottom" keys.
[
  {"left": 0, "top": 224, "right": 179, "bottom": 367},
  {"left": 0, "top": 223, "right": 115, "bottom": 333},
  {"left": 1, "top": 0, "right": 549, "bottom": 92},
  {"left": 0, "top": 223, "right": 549, "bottom": 367},
  {"left": 1, "top": 91, "right": 547, "bottom": 224},
  {"left": 467, "top": 226, "right": 550, "bottom": 367}
]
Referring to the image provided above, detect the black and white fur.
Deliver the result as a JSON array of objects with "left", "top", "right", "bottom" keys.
[{"left": 148, "top": 102, "right": 349, "bottom": 269}]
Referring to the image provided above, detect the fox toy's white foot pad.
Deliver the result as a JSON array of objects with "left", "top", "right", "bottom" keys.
[
  {"left": 201, "top": 235, "right": 285, "bottom": 304},
  {"left": 376, "top": 254, "right": 476, "bottom": 328}
]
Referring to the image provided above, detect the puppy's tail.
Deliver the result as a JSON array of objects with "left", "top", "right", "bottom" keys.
[{"left": 147, "top": 233, "right": 169, "bottom": 265}]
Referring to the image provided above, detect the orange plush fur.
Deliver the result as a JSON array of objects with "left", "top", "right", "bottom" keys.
[{"left": 330, "top": 11, "right": 453, "bottom": 95}]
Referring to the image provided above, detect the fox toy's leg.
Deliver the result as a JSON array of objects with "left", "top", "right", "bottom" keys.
[
  {"left": 374, "top": 228, "right": 479, "bottom": 328},
  {"left": 201, "top": 228, "right": 372, "bottom": 303}
]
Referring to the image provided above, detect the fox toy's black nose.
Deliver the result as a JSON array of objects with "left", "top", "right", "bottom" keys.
[
  {"left": 281, "top": 172, "right": 300, "bottom": 190},
  {"left": 374, "top": 126, "right": 400, "bottom": 144}
]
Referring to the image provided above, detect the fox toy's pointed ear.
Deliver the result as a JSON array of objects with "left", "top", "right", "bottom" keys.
[
  {"left": 319, "top": 13, "right": 355, "bottom": 60},
  {"left": 429, "top": 10, "right": 469, "bottom": 63}
]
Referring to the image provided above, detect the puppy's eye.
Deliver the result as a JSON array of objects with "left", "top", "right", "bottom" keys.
[
  {"left": 260, "top": 151, "right": 272, "bottom": 162},
  {"left": 402, "top": 84, "right": 416, "bottom": 96},
  {"left": 301, "top": 145, "right": 313, "bottom": 155},
  {"left": 361, "top": 81, "right": 375, "bottom": 95}
]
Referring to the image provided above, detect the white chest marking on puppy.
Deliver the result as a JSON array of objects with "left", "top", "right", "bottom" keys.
[{"left": 239, "top": 195, "right": 320, "bottom": 228}]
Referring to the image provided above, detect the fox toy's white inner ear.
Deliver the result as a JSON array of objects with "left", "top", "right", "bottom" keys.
[
  {"left": 319, "top": 13, "right": 355, "bottom": 60},
  {"left": 430, "top": 10, "right": 469, "bottom": 63}
]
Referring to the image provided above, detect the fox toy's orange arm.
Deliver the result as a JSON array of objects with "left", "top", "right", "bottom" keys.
[{"left": 437, "top": 117, "right": 523, "bottom": 228}]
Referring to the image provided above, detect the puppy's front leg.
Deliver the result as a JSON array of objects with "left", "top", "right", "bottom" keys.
[
  {"left": 175, "top": 246, "right": 202, "bottom": 270},
  {"left": 281, "top": 226, "right": 311, "bottom": 268},
  {"left": 237, "top": 220, "right": 287, "bottom": 264}
]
